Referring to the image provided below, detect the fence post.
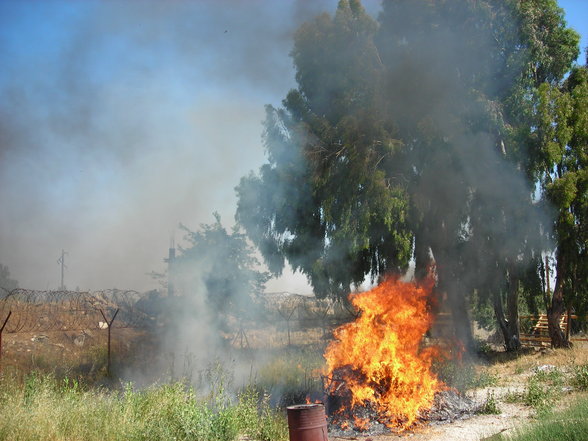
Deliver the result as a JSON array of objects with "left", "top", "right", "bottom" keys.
[
  {"left": 0, "top": 311, "right": 12, "bottom": 370},
  {"left": 99, "top": 309, "right": 119, "bottom": 376}
]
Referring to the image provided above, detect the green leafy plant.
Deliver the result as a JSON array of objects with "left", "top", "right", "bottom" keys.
[
  {"left": 524, "top": 368, "right": 564, "bottom": 414},
  {"left": 477, "top": 390, "right": 501, "bottom": 415},
  {"left": 572, "top": 364, "right": 588, "bottom": 390},
  {"left": 503, "top": 389, "right": 523, "bottom": 404}
]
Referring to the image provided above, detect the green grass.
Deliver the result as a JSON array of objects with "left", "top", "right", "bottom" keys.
[
  {"left": 255, "top": 347, "right": 325, "bottom": 406},
  {"left": 0, "top": 372, "right": 288, "bottom": 441},
  {"left": 488, "top": 395, "right": 588, "bottom": 441}
]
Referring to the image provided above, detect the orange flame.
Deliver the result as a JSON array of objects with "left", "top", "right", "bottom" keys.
[
  {"left": 324, "top": 276, "right": 442, "bottom": 429},
  {"left": 305, "top": 395, "right": 322, "bottom": 405},
  {"left": 353, "top": 416, "right": 370, "bottom": 431}
]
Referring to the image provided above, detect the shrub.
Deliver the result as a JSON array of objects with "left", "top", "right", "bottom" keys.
[
  {"left": 572, "top": 364, "right": 588, "bottom": 390},
  {"left": 524, "top": 367, "right": 564, "bottom": 414},
  {"left": 477, "top": 390, "right": 501, "bottom": 415}
]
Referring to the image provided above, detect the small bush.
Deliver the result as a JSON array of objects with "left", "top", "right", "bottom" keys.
[
  {"left": 533, "top": 366, "right": 564, "bottom": 386},
  {"left": 474, "top": 339, "right": 494, "bottom": 356},
  {"left": 572, "top": 364, "right": 588, "bottom": 390},
  {"left": 477, "top": 390, "right": 501, "bottom": 415},
  {"left": 235, "top": 385, "right": 288, "bottom": 441},
  {"left": 524, "top": 368, "right": 564, "bottom": 414}
]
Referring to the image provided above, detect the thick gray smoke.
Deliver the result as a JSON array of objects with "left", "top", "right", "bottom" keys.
[
  {"left": 0, "top": 0, "right": 382, "bottom": 388},
  {"left": 1, "top": 0, "right": 384, "bottom": 292},
  {"left": 232, "top": 0, "right": 579, "bottom": 353}
]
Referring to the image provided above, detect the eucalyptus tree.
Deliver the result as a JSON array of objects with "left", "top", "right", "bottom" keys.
[
  {"left": 535, "top": 64, "right": 587, "bottom": 347},
  {"left": 237, "top": 0, "right": 412, "bottom": 301},
  {"left": 375, "top": 0, "right": 578, "bottom": 350},
  {"left": 236, "top": 0, "right": 580, "bottom": 351}
]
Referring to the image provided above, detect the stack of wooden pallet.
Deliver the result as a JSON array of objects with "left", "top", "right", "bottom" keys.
[{"left": 519, "top": 314, "right": 568, "bottom": 347}]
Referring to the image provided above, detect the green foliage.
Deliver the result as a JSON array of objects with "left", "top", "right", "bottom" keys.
[
  {"left": 518, "top": 0, "right": 580, "bottom": 85},
  {"left": 236, "top": 386, "right": 288, "bottom": 441},
  {"left": 477, "top": 390, "right": 501, "bottom": 415},
  {"left": 236, "top": 0, "right": 582, "bottom": 357},
  {"left": 524, "top": 367, "right": 564, "bottom": 413},
  {"left": 471, "top": 290, "right": 497, "bottom": 331},
  {"left": 236, "top": 0, "right": 413, "bottom": 299},
  {"left": 474, "top": 370, "right": 500, "bottom": 388},
  {"left": 534, "top": 60, "right": 588, "bottom": 332},
  {"left": 474, "top": 338, "right": 494, "bottom": 355},
  {"left": 503, "top": 389, "right": 523, "bottom": 404},
  {"left": 174, "top": 213, "right": 269, "bottom": 316},
  {"left": 572, "top": 364, "right": 588, "bottom": 390}
]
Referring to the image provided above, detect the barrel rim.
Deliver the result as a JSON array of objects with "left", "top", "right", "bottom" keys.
[{"left": 286, "top": 403, "right": 325, "bottom": 411}]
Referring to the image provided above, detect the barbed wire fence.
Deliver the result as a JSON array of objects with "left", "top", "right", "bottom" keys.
[
  {"left": 0, "top": 287, "right": 361, "bottom": 373},
  {"left": 0, "top": 288, "right": 153, "bottom": 375},
  {"left": 253, "top": 292, "right": 359, "bottom": 347}
]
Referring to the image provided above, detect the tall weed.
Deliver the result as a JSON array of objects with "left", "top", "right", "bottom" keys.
[{"left": 0, "top": 372, "right": 288, "bottom": 441}]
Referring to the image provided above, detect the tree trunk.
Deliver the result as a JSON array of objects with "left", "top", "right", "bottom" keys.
[
  {"left": 493, "top": 289, "right": 510, "bottom": 349},
  {"left": 505, "top": 265, "right": 521, "bottom": 350},
  {"left": 548, "top": 251, "right": 571, "bottom": 348},
  {"left": 492, "top": 290, "right": 518, "bottom": 351},
  {"left": 449, "top": 285, "right": 474, "bottom": 352},
  {"left": 414, "top": 230, "right": 431, "bottom": 281},
  {"left": 433, "top": 247, "right": 474, "bottom": 352}
]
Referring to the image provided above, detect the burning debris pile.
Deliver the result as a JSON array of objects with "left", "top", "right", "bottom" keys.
[
  {"left": 326, "top": 388, "right": 476, "bottom": 437},
  {"left": 322, "top": 276, "right": 475, "bottom": 435}
]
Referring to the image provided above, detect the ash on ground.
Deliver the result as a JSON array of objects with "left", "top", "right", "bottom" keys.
[
  {"left": 421, "top": 390, "right": 476, "bottom": 424},
  {"left": 327, "top": 389, "right": 476, "bottom": 437}
]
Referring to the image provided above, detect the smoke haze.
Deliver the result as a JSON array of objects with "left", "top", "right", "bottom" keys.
[{"left": 0, "top": 1, "right": 376, "bottom": 292}]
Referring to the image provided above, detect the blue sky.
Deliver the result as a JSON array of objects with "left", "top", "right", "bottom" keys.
[
  {"left": 0, "top": 1, "right": 586, "bottom": 292},
  {"left": 560, "top": 0, "right": 588, "bottom": 62}
]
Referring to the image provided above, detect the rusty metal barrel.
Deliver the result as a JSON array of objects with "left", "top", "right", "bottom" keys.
[{"left": 286, "top": 403, "right": 328, "bottom": 441}]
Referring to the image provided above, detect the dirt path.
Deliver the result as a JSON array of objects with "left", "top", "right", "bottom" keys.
[{"left": 404, "top": 403, "right": 530, "bottom": 441}]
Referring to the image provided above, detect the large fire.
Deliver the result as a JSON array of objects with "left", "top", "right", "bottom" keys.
[{"left": 324, "top": 276, "right": 442, "bottom": 430}]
